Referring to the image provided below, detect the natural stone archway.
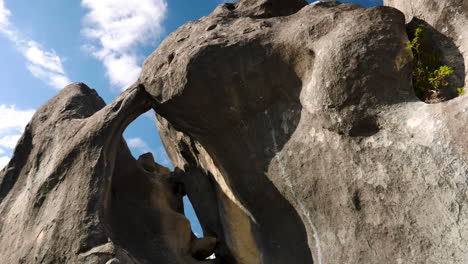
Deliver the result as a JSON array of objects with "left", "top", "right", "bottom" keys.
[
  {"left": 0, "top": 83, "right": 216, "bottom": 264},
  {"left": 0, "top": 0, "right": 467, "bottom": 264}
]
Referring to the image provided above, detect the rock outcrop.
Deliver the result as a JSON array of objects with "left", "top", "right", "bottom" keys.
[
  {"left": 0, "top": 83, "right": 216, "bottom": 263},
  {"left": 142, "top": 0, "right": 467, "bottom": 263},
  {"left": 0, "top": 0, "right": 467, "bottom": 264}
]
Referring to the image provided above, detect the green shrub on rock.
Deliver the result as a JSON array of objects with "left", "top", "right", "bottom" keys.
[{"left": 406, "top": 24, "right": 463, "bottom": 102}]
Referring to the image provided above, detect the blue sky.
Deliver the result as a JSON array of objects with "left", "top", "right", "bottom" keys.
[{"left": 0, "top": 0, "right": 382, "bottom": 237}]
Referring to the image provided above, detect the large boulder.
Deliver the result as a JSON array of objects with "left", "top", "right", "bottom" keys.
[
  {"left": 0, "top": 83, "right": 216, "bottom": 263},
  {"left": 0, "top": 0, "right": 466, "bottom": 263},
  {"left": 140, "top": 0, "right": 467, "bottom": 263}
]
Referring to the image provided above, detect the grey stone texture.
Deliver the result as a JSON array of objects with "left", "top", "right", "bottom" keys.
[{"left": 0, "top": 1, "right": 466, "bottom": 263}]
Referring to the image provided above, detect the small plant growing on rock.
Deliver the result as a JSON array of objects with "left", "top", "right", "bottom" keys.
[
  {"left": 406, "top": 24, "right": 462, "bottom": 102},
  {"left": 428, "top": 65, "right": 453, "bottom": 90}
]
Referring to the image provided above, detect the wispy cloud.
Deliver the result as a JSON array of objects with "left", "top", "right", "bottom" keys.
[
  {"left": 0, "top": 0, "right": 71, "bottom": 90},
  {"left": 0, "top": 135, "right": 21, "bottom": 149},
  {"left": 81, "top": 0, "right": 168, "bottom": 91},
  {"left": 0, "top": 104, "right": 35, "bottom": 135},
  {"left": 0, "top": 0, "right": 11, "bottom": 26},
  {"left": 127, "top": 137, "right": 152, "bottom": 154},
  {"left": 0, "top": 104, "right": 35, "bottom": 169},
  {"left": 0, "top": 156, "right": 9, "bottom": 170},
  {"left": 27, "top": 62, "right": 70, "bottom": 89},
  {"left": 24, "top": 41, "right": 67, "bottom": 74}
]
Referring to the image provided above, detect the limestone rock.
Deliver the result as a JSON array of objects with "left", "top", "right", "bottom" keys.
[
  {"left": 0, "top": 0, "right": 467, "bottom": 263},
  {"left": 234, "top": 0, "right": 308, "bottom": 18},
  {"left": 0, "top": 83, "right": 216, "bottom": 263},
  {"left": 141, "top": 0, "right": 467, "bottom": 263}
]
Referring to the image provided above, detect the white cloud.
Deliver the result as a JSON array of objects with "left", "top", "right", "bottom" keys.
[
  {"left": 81, "top": 0, "right": 167, "bottom": 90},
  {"left": 0, "top": 156, "right": 10, "bottom": 169},
  {"left": 0, "top": 0, "right": 71, "bottom": 90},
  {"left": 127, "top": 137, "right": 152, "bottom": 154},
  {"left": 102, "top": 53, "right": 141, "bottom": 89},
  {"left": 0, "top": 105, "right": 35, "bottom": 169},
  {"left": 27, "top": 64, "right": 70, "bottom": 89},
  {"left": 25, "top": 41, "right": 66, "bottom": 74},
  {"left": 0, "top": 135, "right": 21, "bottom": 149},
  {"left": 0, "top": 0, "right": 11, "bottom": 26},
  {"left": 0, "top": 104, "right": 35, "bottom": 135}
]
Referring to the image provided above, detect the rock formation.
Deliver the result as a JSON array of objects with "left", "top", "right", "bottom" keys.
[
  {"left": 0, "top": 0, "right": 467, "bottom": 264},
  {"left": 0, "top": 84, "right": 216, "bottom": 263}
]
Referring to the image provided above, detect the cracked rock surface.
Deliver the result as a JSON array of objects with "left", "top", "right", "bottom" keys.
[
  {"left": 0, "top": 0, "right": 467, "bottom": 264},
  {"left": 141, "top": 0, "right": 467, "bottom": 263},
  {"left": 0, "top": 83, "right": 216, "bottom": 264}
]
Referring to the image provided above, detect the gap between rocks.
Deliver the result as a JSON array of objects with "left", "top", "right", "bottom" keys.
[{"left": 121, "top": 109, "right": 217, "bottom": 262}]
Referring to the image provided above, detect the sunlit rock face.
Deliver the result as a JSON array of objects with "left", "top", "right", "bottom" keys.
[
  {"left": 141, "top": 0, "right": 467, "bottom": 263},
  {"left": 0, "top": 0, "right": 467, "bottom": 264}
]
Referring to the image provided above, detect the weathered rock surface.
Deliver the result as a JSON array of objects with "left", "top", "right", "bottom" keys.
[
  {"left": 141, "top": 0, "right": 467, "bottom": 263},
  {"left": 385, "top": 0, "right": 468, "bottom": 86},
  {"left": 0, "top": 83, "right": 216, "bottom": 263},
  {"left": 386, "top": 0, "right": 467, "bottom": 100},
  {"left": 0, "top": 0, "right": 467, "bottom": 263}
]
